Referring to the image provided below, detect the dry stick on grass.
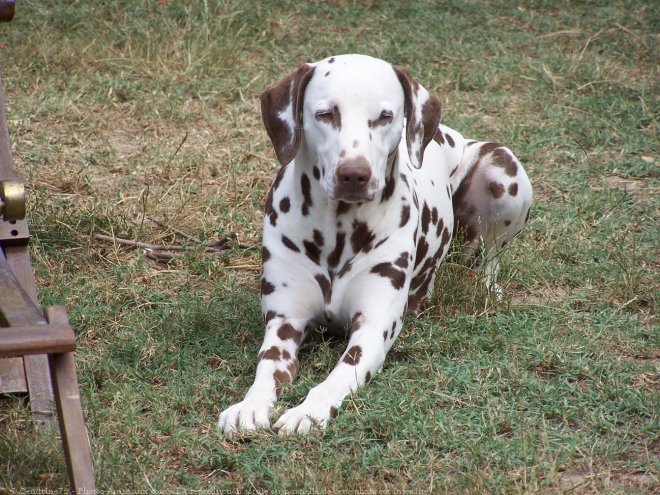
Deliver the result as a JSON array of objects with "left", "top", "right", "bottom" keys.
[
  {"left": 146, "top": 215, "right": 203, "bottom": 244},
  {"left": 95, "top": 232, "right": 248, "bottom": 264},
  {"left": 145, "top": 216, "right": 249, "bottom": 250}
]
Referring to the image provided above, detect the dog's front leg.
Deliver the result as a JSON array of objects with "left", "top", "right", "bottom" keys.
[
  {"left": 274, "top": 279, "right": 406, "bottom": 435},
  {"left": 218, "top": 261, "right": 322, "bottom": 436},
  {"left": 274, "top": 317, "right": 397, "bottom": 435},
  {"left": 217, "top": 314, "right": 309, "bottom": 435}
]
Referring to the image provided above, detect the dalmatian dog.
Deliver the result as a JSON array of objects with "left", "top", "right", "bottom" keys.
[{"left": 219, "top": 54, "right": 532, "bottom": 435}]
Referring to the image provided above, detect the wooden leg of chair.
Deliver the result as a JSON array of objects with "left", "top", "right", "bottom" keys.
[
  {"left": 23, "top": 354, "right": 55, "bottom": 427},
  {"left": 50, "top": 352, "right": 96, "bottom": 494},
  {"left": 46, "top": 306, "right": 95, "bottom": 494},
  {"left": 2, "top": 246, "right": 56, "bottom": 426}
]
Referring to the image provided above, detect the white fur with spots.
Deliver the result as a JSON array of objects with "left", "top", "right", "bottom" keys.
[{"left": 218, "top": 54, "right": 532, "bottom": 436}]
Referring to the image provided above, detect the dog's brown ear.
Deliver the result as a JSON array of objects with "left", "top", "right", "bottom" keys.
[
  {"left": 260, "top": 64, "right": 316, "bottom": 165},
  {"left": 393, "top": 67, "right": 441, "bottom": 169}
]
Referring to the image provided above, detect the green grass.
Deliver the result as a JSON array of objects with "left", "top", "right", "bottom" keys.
[{"left": 1, "top": 0, "right": 658, "bottom": 493}]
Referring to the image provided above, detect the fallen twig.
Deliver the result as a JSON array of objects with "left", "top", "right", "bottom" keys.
[
  {"left": 146, "top": 215, "right": 202, "bottom": 244},
  {"left": 95, "top": 232, "right": 248, "bottom": 265},
  {"left": 144, "top": 250, "right": 176, "bottom": 264},
  {"left": 95, "top": 233, "right": 244, "bottom": 252}
]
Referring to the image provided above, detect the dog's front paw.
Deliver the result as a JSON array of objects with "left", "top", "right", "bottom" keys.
[
  {"left": 274, "top": 399, "right": 335, "bottom": 435},
  {"left": 218, "top": 397, "right": 272, "bottom": 436}
]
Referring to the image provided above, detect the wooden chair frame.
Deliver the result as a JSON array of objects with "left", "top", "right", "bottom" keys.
[{"left": 0, "top": 2, "right": 96, "bottom": 490}]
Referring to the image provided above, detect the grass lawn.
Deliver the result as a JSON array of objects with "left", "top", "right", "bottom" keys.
[{"left": 0, "top": 0, "right": 657, "bottom": 493}]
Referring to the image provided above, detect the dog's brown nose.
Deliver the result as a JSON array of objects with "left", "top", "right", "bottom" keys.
[{"left": 336, "top": 157, "right": 372, "bottom": 198}]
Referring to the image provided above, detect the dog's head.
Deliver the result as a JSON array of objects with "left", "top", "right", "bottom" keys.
[{"left": 260, "top": 54, "right": 440, "bottom": 202}]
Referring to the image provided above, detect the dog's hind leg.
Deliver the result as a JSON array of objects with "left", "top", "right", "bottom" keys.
[{"left": 452, "top": 142, "right": 533, "bottom": 295}]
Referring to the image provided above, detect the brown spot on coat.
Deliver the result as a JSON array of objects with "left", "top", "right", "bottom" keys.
[
  {"left": 380, "top": 173, "right": 396, "bottom": 203},
  {"left": 262, "top": 246, "right": 271, "bottom": 262},
  {"left": 489, "top": 181, "right": 505, "bottom": 198},
  {"left": 313, "top": 166, "right": 321, "bottom": 180},
  {"left": 282, "top": 235, "right": 300, "bottom": 252},
  {"left": 349, "top": 312, "right": 363, "bottom": 337},
  {"left": 508, "top": 183, "right": 518, "bottom": 196},
  {"left": 440, "top": 226, "right": 451, "bottom": 251},
  {"left": 337, "top": 260, "right": 352, "bottom": 278},
  {"left": 330, "top": 406, "right": 338, "bottom": 418},
  {"left": 327, "top": 232, "right": 346, "bottom": 268},
  {"left": 272, "top": 164, "right": 288, "bottom": 191},
  {"left": 313, "top": 229, "right": 325, "bottom": 246},
  {"left": 301, "top": 173, "right": 313, "bottom": 215},
  {"left": 445, "top": 133, "right": 455, "bottom": 147},
  {"left": 374, "top": 237, "right": 388, "bottom": 249},
  {"left": 343, "top": 345, "right": 363, "bottom": 366},
  {"left": 394, "top": 251, "right": 409, "bottom": 269},
  {"left": 259, "top": 346, "right": 281, "bottom": 361},
  {"left": 436, "top": 217, "right": 445, "bottom": 238},
  {"left": 408, "top": 271, "right": 435, "bottom": 311},
  {"left": 371, "top": 262, "right": 406, "bottom": 290},
  {"left": 477, "top": 142, "right": 504, "bottom": 159},
  {"left": 303, "top": 240, "right": 322, "bottom": 265},
  {"left": 421, "top": 202, "right": 431, "bottom": 234},
  {"left": 261, "top": 278, "right": 275, "bottom": 295},
  {"left": 364, "top": 371, "right": 372, "bottom": 383},
  {"left": 336, "top": 200, "right": 351, "bottom": 215},
  {"left": 264, "top": 310, "right": 279, "bottom": 324},
  {"left": 314, "top": 274, "right": 332, "bottom": 303},
  {"left": 278, "top": 323, "right": 302, "bottom": 344},
  {"left": 400, "top": 204, "right": 411, "bottom": 227},
  {"left": 265, "top": 189, "right": 278, "bottom": 226},
  {"left": 414, "top": 237, "right": 429, "bottom": 268},
  {"left": 350, "top": 220, "right": 376, "bottom": 253},
  {"left": 279, "top": 196, "right": 291, "bottom": 213},
  {"left": 492, "top": 148, "right": 518, "bottom": 177}
]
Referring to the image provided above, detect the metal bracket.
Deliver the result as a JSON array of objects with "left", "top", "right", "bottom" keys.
[
  {"left": 0, "top": 179, "right": 26, "bottom": 221},
  {"left": 0, "top": 218, "right": 29, "bottom": 244},
  {"left": 0, "top": 179, "right": 29, "bottom": 244}
]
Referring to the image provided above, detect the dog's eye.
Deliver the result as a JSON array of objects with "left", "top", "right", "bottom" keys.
[
  {"left": 378, "top": 110, "right": 394, "bottom": 125},
  {"left": 315, "top": 108, "right": 335, "bottom": 123},
  {"left": 370, "top": 110, "right": 394, "bottom": 128}
]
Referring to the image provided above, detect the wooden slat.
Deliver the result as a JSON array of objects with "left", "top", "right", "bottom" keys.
[
  {"left": 0, "top": 357, "right": 26, "bottom": 392},
  {"left": 0, "top": 323, "right": 75, "bottom": 357},
  {"left": 3, "top": 248, "right": 54, "bottom": 424},
  {"left": 46, "top": 306, "right": 96, "bottom": 493},
  {"left": 0, "top": 249, "right": 44, "bottom": 327},
  {"left": 0, "top": 250, "right": 56, "bottom": 420}
]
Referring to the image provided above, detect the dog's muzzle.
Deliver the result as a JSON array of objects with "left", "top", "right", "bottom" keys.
[{"left": 334, "top": 157, "right": 374, "bottom": 201}]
